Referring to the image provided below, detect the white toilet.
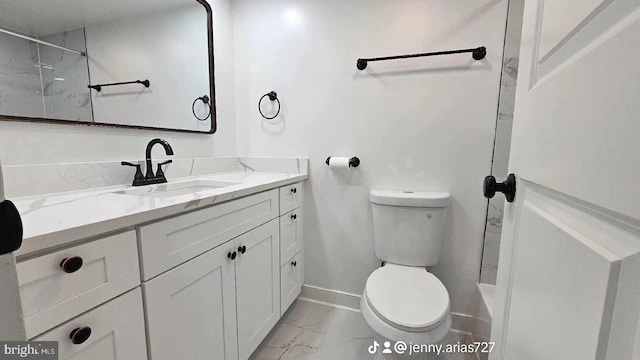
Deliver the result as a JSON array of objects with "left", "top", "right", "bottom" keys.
[{"left": 361, "top": 190, "right": 452, "bottom": 345}]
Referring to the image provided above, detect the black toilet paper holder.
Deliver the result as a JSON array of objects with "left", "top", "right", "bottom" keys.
[{"left": 325, "top": 157, "right": 361, "bottom": 168}]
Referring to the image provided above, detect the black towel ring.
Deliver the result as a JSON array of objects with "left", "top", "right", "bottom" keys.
[
  {"left": 258, "top": 91, "right": 280, "bottom": 120},
  {"left": 192, "top": 95, "right": 211, "bottom": 121}
]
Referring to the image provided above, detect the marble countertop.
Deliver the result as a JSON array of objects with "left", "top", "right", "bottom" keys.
[{"left": 13, "top": 171, "right": 307, "bottom": 258}]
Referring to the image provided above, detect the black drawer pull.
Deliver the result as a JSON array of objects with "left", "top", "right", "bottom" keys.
[
  {"left": 60, "top": 256, "right": 83, "bottom": 274},
  {"left": 290, "top": 188, "right": 297, "bottom": 194},
  {"left": 70, "top": 326, "right": 92, "bottom": 345},
  {"left": 291, "top": 261, "right": 297, "bottom": 267},
  {"left": 228, "top": 251, "right": 237, "bottom": 260},
  {"left": 238, "top": 246, "right": 247, "bottom": 254},
  {"left": 291, "top": 213, "right": 297, "bottom": 220}
]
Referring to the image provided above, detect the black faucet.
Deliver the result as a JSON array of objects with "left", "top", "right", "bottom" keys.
[{"left": 122, "top": 138, "right": 174, "bottom": 186}]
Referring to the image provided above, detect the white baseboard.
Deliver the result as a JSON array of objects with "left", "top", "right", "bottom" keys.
[
  {"left": 299, "top": 284, "right": 475, "bottom": 334},
  {"left": 300, "top": 284, "right": 361, "bottom": 310},
  {"left": 451, "top": 312, "right": 475, "bottom": 334}
]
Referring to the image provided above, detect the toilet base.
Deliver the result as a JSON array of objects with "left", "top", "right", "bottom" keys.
[{"left": 360, "top": 291, "right": 451, "bottom": 349}]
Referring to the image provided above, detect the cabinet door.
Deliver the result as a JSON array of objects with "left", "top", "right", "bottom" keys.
[
  {"left": 279, "top": 208, "right": 302, "bottom": 266},
  {"left": 32, "top": 288, "right": 147, "bottom": 360},
  {"left": 280, "top": 251, "right": 304, "bottom": 314},
  {"left": 144, "top": 242, "right": 238, "bottom": 360},
  {"left": 235, "top": 219, "right": 280, "bottom": 360}
]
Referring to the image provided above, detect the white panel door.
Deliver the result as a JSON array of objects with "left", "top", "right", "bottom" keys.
[
  {"left": 144, "top": 241, "right": 238, "bottom": 360},
  {"left": 491, "top": 1, "right": 640, "bottom": 359},
  {"left": 235, "top": 219, "right": 280, "bottom": 360}
]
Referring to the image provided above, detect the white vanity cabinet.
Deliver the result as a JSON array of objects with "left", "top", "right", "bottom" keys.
[
  {"left": 13, "top": 181, "right": 305, "bottom": 360},
  {"left": 141, "top": 183, "right": 303, "bottom": 360},
  {"left": 143, "top": 219, "right": 281, "bottom": 360}
]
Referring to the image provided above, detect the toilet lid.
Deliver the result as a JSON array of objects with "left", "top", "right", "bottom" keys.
[{"left": 365, "top": 264, "right": 450, "bottom": 331}]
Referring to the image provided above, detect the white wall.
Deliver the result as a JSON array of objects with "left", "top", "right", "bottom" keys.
[
  {"left": 0, "top": 0, "right": 236, "bottom": 166},
  {"left": 232, "top": 0, "right": 508, "bottom": 315}
]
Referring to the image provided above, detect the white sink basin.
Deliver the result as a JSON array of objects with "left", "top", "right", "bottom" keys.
[{"left": 114, "top": 179, "right": 241, "bottom": 199}]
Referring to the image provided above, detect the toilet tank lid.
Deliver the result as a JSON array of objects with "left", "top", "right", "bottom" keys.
[{"left": 369, "top": 190, "right": 451, "bottom": 207}]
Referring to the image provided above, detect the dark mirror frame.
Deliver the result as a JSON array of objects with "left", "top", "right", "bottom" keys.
[{"left": 0, "top": 0, "right": 216, "bottom": 134}]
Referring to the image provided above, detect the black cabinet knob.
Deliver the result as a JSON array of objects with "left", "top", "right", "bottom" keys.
[
  {"left": 291, "top": 213, "right": 297, "bottom": 220},
  {"left": 70, "top": 326, "right": 92, "bottom": 345},
  {"left": 291, "top": 261, "right": 297, "bottom": 267},
  {"left": 483, "top": 174, "right": 517, "bottom": 203},
  {"left": 228, "top": 251, "right": 237, "bottom": 260},
  {"left": 238, "top": 246, "right": 247, "bottom": 254},
  {"left": 291, "top": 188, "right": 297, "bottom": 194},
  {"left": 60, "top": 256, "right": 83, "bottom": 274}
]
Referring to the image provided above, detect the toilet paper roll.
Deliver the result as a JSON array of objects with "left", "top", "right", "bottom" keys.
[{"left": 328, "top": 157, "right": 351, "bottom": 170}]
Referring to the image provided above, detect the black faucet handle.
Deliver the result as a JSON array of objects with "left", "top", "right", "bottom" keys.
[
  {"left": 155, "top": 160, "right": 173, "bottom": 179},
  {"left": 121, "top": 162, "right": 144, "bottom": 186}
]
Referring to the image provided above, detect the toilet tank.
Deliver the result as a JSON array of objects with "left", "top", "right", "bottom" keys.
[{"left": 370, "top": 190, "right": 450, "bottom": 267}]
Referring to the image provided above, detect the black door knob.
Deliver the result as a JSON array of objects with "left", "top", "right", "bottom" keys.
[
  {"left": 291, "top": 188, "right": 297, "bottom": 194},
  {"left": 291, "top": 261, "right": 297, "bottom": 267},
  {"left": 60, "top": 256, "right": 84, "bottom": 273},
  {"left": 483, "top": 174, "right": 517, "bottom": 203},
  {"left": 238, "top": 246, "right": 247, "bottom": 254},
  {"left": 291, "top": 214, "right": 297, "bottom": 220},
  {"left": 70, "top": 326, "right": 92, "bottom": 345},
  {"left": 228, "top": 251, "right": 237, "bottom": 260}
]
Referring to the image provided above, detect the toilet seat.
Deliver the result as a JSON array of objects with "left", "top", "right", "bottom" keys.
[{"left": 365, "top": 264, "right": 450, "bottom": 332}]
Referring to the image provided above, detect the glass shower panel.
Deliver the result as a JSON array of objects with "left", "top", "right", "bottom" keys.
[
  {"left": 0, "top": 31, "right": 44, "bottom": 118},
  {"left": 38, "top": 28, "right": 93, "bottom": 122}
]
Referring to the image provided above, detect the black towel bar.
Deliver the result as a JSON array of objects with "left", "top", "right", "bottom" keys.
[
  {"left": 357, "top": 46, "right": 486, "bottom": 70},
  {"left": 88, "top": 79, "right": 150, "bottom": 92}
]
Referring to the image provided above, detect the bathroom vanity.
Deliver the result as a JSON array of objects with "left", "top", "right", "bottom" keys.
[{"left": 9, "top": 167, "right": 306, "bottom": 360}]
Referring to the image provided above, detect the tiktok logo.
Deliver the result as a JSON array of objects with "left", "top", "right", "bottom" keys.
[
  {"left": 368, "top": 340, "right": 393, "bottom": 354},
  {"left": 368, "top": 341, "right": 380, "bottom": 354}
]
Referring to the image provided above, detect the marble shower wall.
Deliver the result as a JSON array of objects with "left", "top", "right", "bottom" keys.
[
  {"left": 39, "top": 29, "right": 93, "bottom": 122},
  {"left": 0, "top": 31, "right": 43, "bottom": 118},
  {"left": 480, "top": 0, "right": 525, "bottom": 284},
  {"left": 0, "top": 28, "right": 92, "bottom": 121}
]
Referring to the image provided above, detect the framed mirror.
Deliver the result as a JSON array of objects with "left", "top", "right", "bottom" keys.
[{"left": 0, "top": 0, "right": 216, "bottom": 133}]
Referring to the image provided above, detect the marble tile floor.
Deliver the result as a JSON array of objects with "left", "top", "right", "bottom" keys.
[{"left": 250, "top": 299, "right": 478, "bottom": 360}]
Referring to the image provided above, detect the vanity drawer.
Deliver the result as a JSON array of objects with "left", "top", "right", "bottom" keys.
[
  {"left": 281, "top": 251, "right": 303, "bottom": 315},
  {"left": 32, "top": 288, "right": 147, "bottom": 360},
  {"left": 138, "top": 189, "right": 279, "bottom": 280},
  {"left": 279, "top": 183, "right": 302, "bottom": 215},
  {"left": 280, "top": 209, "right": 302, "bottom": 265},
  {"left": 17, "top": 231, "right": 140, "bottom": 338}
]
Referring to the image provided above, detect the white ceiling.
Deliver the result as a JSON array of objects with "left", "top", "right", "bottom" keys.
[{"left": 0, "top": 0, "right": 202, "bottom": 36}]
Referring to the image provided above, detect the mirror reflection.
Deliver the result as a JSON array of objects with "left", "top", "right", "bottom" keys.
[{"left": 0, "top": 0, "right": 214, "bottom": 133}]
